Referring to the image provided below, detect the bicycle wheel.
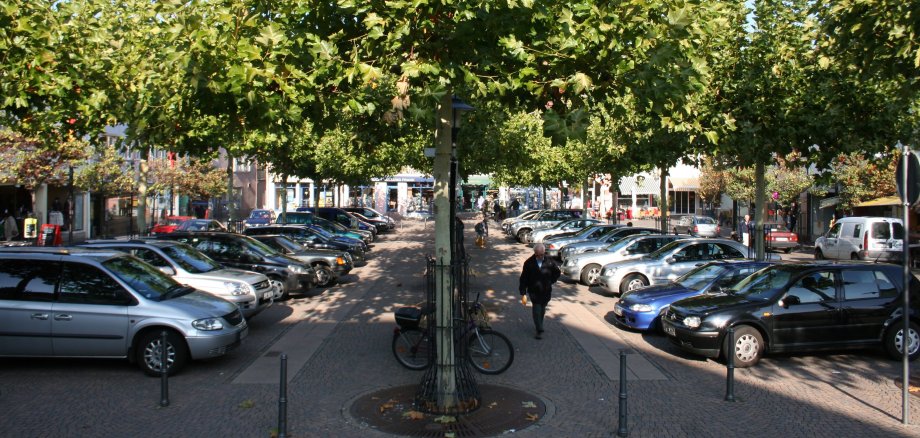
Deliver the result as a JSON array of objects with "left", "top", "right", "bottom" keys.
[
  {"left": 466, "top": 329, "right": 514, "bottom": 375},
  {"left": 392, "top": 328, "right": 432, "bottom": 370}
]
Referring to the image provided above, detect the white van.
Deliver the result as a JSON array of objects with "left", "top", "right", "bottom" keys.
[{"left": 814, "top": 216, "right": 904, "bottom": 262}]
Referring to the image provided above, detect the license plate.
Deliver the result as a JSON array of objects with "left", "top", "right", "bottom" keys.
[
  {"left": 263, "top": 291, "right": 273, "bottom": 300},
  {"left": 775, "top": 237, "right": 787, "bottom": 241},
  {"left": 663, "top": 322, "right": 676, "bottom": 336},
  {"left": 613, "top": 304, "right": 623, "bottom": 316}
]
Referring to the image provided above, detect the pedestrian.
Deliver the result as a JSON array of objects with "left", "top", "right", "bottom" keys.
[
  {"left": 481, "top": 209, "right": 489, "bottom": 236},
  {"left": 746, "top": 214, "right": 755, "bottom": 247},
  {"left": 519, "top": 243, "right": 561, "bottom": 339},
  {"left": 476, "top": 194, "right": 485, "bottom": 212},
  {"left": 741, "top": 214, "right": 751, "bottom": 247},
  {"left": 3, "top": 209, "right": 18, "bottom": 241},
  {"left": 474, "top": 220, "right": 486, "bottom": 248},
  {"left": 788, "top": 201, "right": 799, "bottom": 233},
  {"left": 509, "top": 198, "right": 520, "bottom": 217}
]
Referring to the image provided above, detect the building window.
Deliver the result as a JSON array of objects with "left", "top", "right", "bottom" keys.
[
  {"left": 233, "top": 158, "right": 252, "bottom": 172},
  {"left": 670, "top": 191, "right": 696, "bottom": 215}
]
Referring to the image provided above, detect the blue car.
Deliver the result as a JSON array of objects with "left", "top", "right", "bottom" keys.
[{"left": 612, "top": 260, "right": 774, "bottom": 332}]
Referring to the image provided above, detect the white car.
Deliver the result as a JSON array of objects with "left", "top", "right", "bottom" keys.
[
  {"left": 561, "top": 234, "right": 682, "bottom": 285},
  {"left": 78, "top": 240, "right": 275, "bottom": 318},
  {"left": 597, "top": 238, "right": 758, "bottom": 294}
]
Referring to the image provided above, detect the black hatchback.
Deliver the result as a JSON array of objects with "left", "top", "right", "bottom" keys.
[
  {"left": 157, "top": 232, "right": 317, "bottom": 299},
  {"left": 662, "top": 261, "right": 920, "bottom": 367},
  {"left": 244, "top": 225, "right": 367, "bottom": 265}
]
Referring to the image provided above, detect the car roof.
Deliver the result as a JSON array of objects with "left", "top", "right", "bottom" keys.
[
  {"left": 81, "top": 239, "right": 177, "bottom": 248},
  {"left": 0, "top": 246, "right": 126, "bottom": 260}
]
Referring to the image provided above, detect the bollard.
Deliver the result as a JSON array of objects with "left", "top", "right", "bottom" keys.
[
  {"left": 160, "top": 331, "right": 169, "bottom": 407},
  {"left": 725, "top": 327, "right": 735, "bottom": 402},
  {"left": 278, "top": 353, "right": 288, "bottom": 438},
  {"left": 617, "top": 350, "right": 628, "bottom": 437}
]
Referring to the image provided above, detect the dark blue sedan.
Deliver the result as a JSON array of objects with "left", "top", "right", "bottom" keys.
[{"left": 612, "top": 260, "right": 774, "bottom": 332}]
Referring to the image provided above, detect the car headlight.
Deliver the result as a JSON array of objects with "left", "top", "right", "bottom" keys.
[
  {"left": 335, "top": 256, "right": 346, "bottom": 265},
  {"left": 602, "top": 267, "right": 616, "bottom": 276},
  {"left": 288, "top": 264, "right": 308, "bottom": 274},
  {"left": 629, "top": 303, "right": 655, "bottom": 313},
  {"left": 192, "top": 318, "right": 224, "bottom": 331},
  {"left": 223, "top": 281, "right": 252, "bottom": 296},
  {"left": 683, "top": 316, "right": 701, "bottom": 328},
  {"left": 547, "top": 243, "right": 557, "bottom": 249}
]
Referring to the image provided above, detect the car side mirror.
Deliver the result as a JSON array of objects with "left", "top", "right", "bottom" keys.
[
  {"left": 780, "top": 295, "right": 801, "bottom": 308},
  {"left": 666, "top": 257, "right": 676, "bottom": 263},
  {"left": 158, "top": 266, "right": 176, "bottom": 276}
]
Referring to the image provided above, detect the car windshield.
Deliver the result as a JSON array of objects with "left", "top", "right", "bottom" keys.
[
  {"left": 362, "top": 209, "right": 381, "bottom": 218},
  {"left": 161, "top": 244, "right": 222, "bottom": 274},
  {"left": 728, "top": 265, "right": 800, "bottom": 300},
  {"left": 249, "top": 210, "right": 271, "bottom": 219},
  {"left": 764, "top": 223, "right": 788, "bottom": 232},
  {"left": 675, "top": 264, "right": 730, "bottom": 290},
  {"left": 647, "top": 240, "right": 685, "bottom": 259},
  {"left": 242, "top": 235, "right": 283, "bottom": 256},
  {"left": 270, "top": 235, "right": 306, "bottom": 252},
  {"left": 103, "top": 255, "right": 186, "bottom": 301},
  {"left": 604, "top": 235, "right": 644, "bottom": 252},
  {"left": 696, "top": 217, "right": 716, "bottom": 225},
  {"left": 279, "top": 212, "right": 312, "bottom": 225},
  {"left": 306, "top": 224, "right": 335, "bottom": 238},
  {"left": 167, "top": 217, "right": 190, "bottom": 226},
  {"left": 315, "top": 216, "right": 348, "bottom": 232}
]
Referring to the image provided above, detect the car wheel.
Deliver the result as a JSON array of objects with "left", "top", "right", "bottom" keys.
[
  {"left": 850, "top": 253, "right": 861, "bottom": 260},
  {"left": 723, "top": 325, "right": 763, "bottom": 368},
  {"left": 269, "top": 277, "right": 288, "bottom": 300},
  {"left": 884, "top": 321, "right": 920, "bottom": 361},
  {"left": 517, "top": 229, "right": 532, "bottom": 244},
  {"left": 313, "top": 265, "right": 335, "bottom": 287},
  {"left": 136, "top": 329, "right": 188, "bottom": 377},
  {"left": 784, "top": 248, "right": 793, "bottom": 254},
  {"left": 580, "top": 264, "right": 602, "bottom": 286},
  {"left": 814, "top": 249, "right": 824, "bottom": 260},
  {"left": 619, "top": 274, "right": 648, "bottom": 294}
]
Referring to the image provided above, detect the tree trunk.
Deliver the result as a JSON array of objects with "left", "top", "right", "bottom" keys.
[
  {"left": 226, "top": 156, "right": 234, "bottom": 221},
  {"left": 279, "top": 174, "right": 288, "bottom": 217},
  {"left": 754, "top": 161, "right": 767, "bottom": 260},
  {"left": 433, "top": 93, "right": 457, "bottom": 409},
  {"left": 659, "top": 166, "right": 670, "bottom": 234},
  {"left": 137, "top": 150, "right": 150, "bottom": 234}
]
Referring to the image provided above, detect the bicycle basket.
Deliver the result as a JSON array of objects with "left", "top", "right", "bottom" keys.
[{"left": 469, "top": 304, "right": 491, "bottom": 329}]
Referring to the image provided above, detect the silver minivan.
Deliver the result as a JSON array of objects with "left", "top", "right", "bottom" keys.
[
  {"left": 815, "top": 217, "right": 904, "bottom": 262},
  {"left": 0, "top": 247, "right": 248, "bottom": 376}
]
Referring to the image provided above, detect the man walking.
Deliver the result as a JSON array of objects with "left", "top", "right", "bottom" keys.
[{"left": 519, "top": 243, "right": 561, "bottom": 339}]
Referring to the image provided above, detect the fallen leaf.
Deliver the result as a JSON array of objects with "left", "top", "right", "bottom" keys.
[
  {"left": 379, "top": 399, "right": 398, "bottom": 413},
  {"left": 434, "top": 415, "right": 457, "bottom": 424},
  {"left": 444, "top": 433, "right": 456, "bottom": 438},
  {"left": 525, "top": 413, "right": 539, "bottom": 421},
  {"left": 402, "top": 410, "right": 425, "bottom": 420},
  {"left": 521, "top": 401, "right": 537, "bottom": 408},
  {"left": 487, "top": 402, "right": 498, "bottom": 409},
  {"left": 238, "top": 400, "right": 255, "bottom": 409}
]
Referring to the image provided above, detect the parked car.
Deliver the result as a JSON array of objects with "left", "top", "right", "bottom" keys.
[
  {"left": 0, "top": 247, "right": 248, "bottom": 376},
  {"left": 149, "top": 216, "right": 195, "bottom": 235},
  {"left": 597, "top": 238, "right": 760, "bottom": 294},
  {"left": 562, "top": 234, "right": 682, "bottom": 285},
  {"left": 278, "top": 211, "right": 372, "bottom": 244},
  {"left": 764, "top": 222, "right": 799, "bottom": 253},
  {"left": 554, "top": 226, "right": 659, "bottom": 260},
  {"left": 299, "top": 207, "right": 377, "bottom": 239},
  {"left": 530, "top": 218, "right": 603, "bottom": 245},
  {"left": 244, "top": 209, "right": 276, "bottom": 229},
  {"left": 77, "top": 239, "right": 276, "bottom": 317},
  {"left": 814, "top": 216, "right": 904, "bottom": 262},
  {"left": 174, "top": 219, "right": 227, "bottom": 232},
  {"left": 673, "top": 216, "right": 721, "bottom": 237},
  {"left": 542, "top": 224, "right": 625, "bottom": 258},
  {"left": 157, "top": 232, "right": 317, "bottom": 299},
  {"left": 342, "top": 207, "right": 396, "bottom": 230},
  {"left": 509, "top": 209, "right": 585, "bottom": 243},
  {"left": 244, "top": 224, "right": 367, "bottom": 264},
  {"left": 501, "top": 209, "right": 542, "bottom": 233},
  {"left": 249, "top": 234, "right": 353, "bottom": 287},
  {"left": 662, "top": 261, "right": 920, "bottom": 367},
  {"left": 613, "top": 260, "right": 773, "bottom": 331}
]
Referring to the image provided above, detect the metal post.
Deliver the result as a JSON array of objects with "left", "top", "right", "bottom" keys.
[
  {"left": 278, "top": 353, "right": 288, "bottom": 438},
  {"left": 901, "top": 142, "right": 911, "bottom": 425},
  {"left": 725, "top": 327, "right": 735, "bottom": 402},
  {"left": 617, "top": 350, "right": 628, "bottom": 437},
  {"left": 159, "top": 331, "right": 169, "bottom": 407}
]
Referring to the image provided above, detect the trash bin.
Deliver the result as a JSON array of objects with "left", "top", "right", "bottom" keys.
[{"left": 626, "top": 209, "right": 633, "bottom": 220}]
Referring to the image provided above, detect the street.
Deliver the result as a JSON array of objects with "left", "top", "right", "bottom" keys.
[{"left": 1, "top": 218, "right": 918, "bottom": 437}]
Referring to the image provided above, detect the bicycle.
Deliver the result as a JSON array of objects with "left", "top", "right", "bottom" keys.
[{"left": 391, "top": 294, "right": 514, "bottom": 375}]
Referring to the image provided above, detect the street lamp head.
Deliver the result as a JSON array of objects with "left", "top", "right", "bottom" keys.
[{"left": 451, "top": 96, "right": 475, "bottom": 129}]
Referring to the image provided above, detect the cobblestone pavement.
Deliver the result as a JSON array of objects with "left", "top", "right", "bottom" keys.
[{"left": 1, "top": 217, "right": 919, "bottom": 438}]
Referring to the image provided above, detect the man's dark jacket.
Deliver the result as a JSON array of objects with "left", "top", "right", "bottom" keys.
[{"left": 519, "top": 254, "right": 561, "bottom": 305}]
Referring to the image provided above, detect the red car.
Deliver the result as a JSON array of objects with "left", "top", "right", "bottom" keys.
[
  {"left": 764, "top": 222, "right": 799, "bottom": 253},
  {"left": 150, "top": 216, "right": 195, "bottom": 235}
]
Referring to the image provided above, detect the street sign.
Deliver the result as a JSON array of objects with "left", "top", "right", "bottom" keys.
[{"left": 895, "top": 149, "right": 920, "bottom": 206}]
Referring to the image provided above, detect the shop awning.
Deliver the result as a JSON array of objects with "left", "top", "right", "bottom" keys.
[
  {"left": 819, "top": 197, "right": 839, "bottom": 209},
  {"left": 669, "top": 176, "right": 700, "bottom": 191},
  {"left": 463, "top": 175, "right": 492, "bottom": 186},
  {"left": 856, "top": 196, "right": 901, "bottom": 207}
]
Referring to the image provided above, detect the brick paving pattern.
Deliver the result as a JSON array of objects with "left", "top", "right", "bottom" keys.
[{"left": 0, "top": 216, "right": 918, "bottom": 437}]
